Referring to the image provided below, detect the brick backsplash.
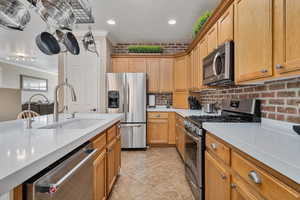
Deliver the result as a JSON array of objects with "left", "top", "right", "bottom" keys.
[
  {"left": 148, "top": 93, "right": 173, "bottom": 106},
  {"left": 193, "top": 78, "right": 300, "bottom": 124},
  {"left": 112, "top": 43, "right": 189, "bottom": 54}
]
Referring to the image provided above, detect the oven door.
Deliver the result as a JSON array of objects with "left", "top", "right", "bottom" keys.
[{"left": 184, "top": 129, "right": 203, "bottom": 200}]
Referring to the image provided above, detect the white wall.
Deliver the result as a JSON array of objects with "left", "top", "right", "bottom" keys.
[{"left": 0, "top": 62, "right": 58, "bottom": 103}]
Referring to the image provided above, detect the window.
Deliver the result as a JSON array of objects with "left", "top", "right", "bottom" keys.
[{"left": 20, "top": 75, "right": 48, "bottom": 92}]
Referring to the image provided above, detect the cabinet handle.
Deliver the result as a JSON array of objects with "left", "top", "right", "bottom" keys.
[
  {"left": 276, "top": 64, "right": 284, "bottom": 70},
  {"left": 210, "top": 143, "right": 217, "bottom": 150},
  {"left": 108, "top": 148, "right": 113, "bottom": 153},
  {"left": 221, "top": 174, "right": 227, "bottom": 180},
  {"left": 156, "top": 114, "right": 160, "bottom": 117},
  {"left": 231, "top": 183, "right": 237, "bottom": 189},
  {"left": 248, "top": 170, "right": 262, "bottom": 184},
  {"left": 260, "top": 69, "right": 268, "bottom": 73}
]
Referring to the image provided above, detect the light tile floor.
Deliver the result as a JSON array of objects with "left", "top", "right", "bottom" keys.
[{"left": 109, "top": 147, "right": 194, "bottom": 200}]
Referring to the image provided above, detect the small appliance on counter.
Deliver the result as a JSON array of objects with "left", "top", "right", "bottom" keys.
[
  {"left": 188, "top": 96, "right": 201, "bottom": 110},
  {"left": 148, "top": 95, "right": 156, "bottom": 108},
  {"left": 203, "top": 103, "right": 217, "bottom": 113},
  {"left": 293, "top": 126, "right": 300, "bottom": 135}
]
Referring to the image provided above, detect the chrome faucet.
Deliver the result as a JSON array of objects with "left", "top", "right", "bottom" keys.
[
  {"left": 27, "top": 94, "right": 49, "bottom": 129},
  {"left": 53, "top": 79, "right": 77, "bottom": 122}
]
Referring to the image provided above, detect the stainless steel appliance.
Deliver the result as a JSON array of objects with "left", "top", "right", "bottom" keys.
[
  {"left": 203, "top": 103, "right": 217, "bottom": 113},
  {"left": 107, "top": 73, "right": 147, "bottom": 149},
  {"left": 25, "top": 142, "right": 97, "bottom": 200},
  {"left": 188, "top": 96, "right": 201, "bottom": 110},
  {"left": 184, "top": 99, "right": 261, "bottom": 200},
  {"left": 203, "top": 41, "right": 234, "bottom": 86}
]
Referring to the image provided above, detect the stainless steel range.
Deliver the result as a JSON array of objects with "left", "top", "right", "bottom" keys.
[{"left": 184, "top": 99, "right": 261, "bottom": 200}]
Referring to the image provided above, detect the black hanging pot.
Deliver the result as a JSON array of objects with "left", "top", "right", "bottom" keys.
[
  {"left": 36, "top": 32, "right": 61, "bottom": 55},
  {"left": 63, "top": 32, "right": 80, "bottom": 55}
]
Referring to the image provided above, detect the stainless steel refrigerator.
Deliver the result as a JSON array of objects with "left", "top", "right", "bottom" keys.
[{"left": 106, "top": 73, "right": 147, "bottom": 149}]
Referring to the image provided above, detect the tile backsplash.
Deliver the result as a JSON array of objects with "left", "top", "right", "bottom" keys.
[
  {"left": 192, "top": 77, "right": 300, "bottom": 123},
  {"left": 148, "top": 93, "right": 173, "bottom": 106}
]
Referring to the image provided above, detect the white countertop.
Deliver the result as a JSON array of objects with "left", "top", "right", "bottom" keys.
[
  {"left": 203, "top": 119, "right": 300, "bottom": 184},
  {"left": 0, "top": 113, "right": 123, "bottom": 195},
  {"left": 147, "top": 106, "right": 220, "bottom": 117}
]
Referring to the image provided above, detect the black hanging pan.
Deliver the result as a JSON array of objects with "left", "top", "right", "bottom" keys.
[{"left": 36, "top": 32, "right": 61, "bottom": 55}]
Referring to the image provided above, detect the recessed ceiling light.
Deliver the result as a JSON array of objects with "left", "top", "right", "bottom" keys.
[
  {"left": 168, "top": 19, "right": 177, "bottom": 25},
  {"left": 107, "top": 19, "right": 116, "bottom": 25}
]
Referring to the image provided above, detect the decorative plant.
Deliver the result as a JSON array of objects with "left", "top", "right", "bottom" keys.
[
  {"left": 128, "top": 45, "right": 163, "bottom": 53},
  {"left": 192, "top": 11, "right": 212, "bottom": 38}
]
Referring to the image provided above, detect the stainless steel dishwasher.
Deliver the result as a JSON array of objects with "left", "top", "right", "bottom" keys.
[{"left": 25, "top": 142, "right": 97, "bottom": 200}]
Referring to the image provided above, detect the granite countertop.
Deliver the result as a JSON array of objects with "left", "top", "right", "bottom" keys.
[
  {"left": 0, "top": 113, "right": 123, "bottom": 195},
  {"left": 147, "top": 106, "right": 220, "bottom": 117},
  {"left": 203, "top": 119, "right": 300, "bottom": 184}
]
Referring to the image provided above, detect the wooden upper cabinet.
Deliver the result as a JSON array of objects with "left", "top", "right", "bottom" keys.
[
  {"left": 274, "top": 0, "right": 300, "bottom": 76},
  {"left": 111, "top": 58, "right": 128, "bottom": 73},
  {"left": 128, "top": 58, "right": 147, "bottom": 73},
  {"left": 159, "top": 58, "right": 174, "bottom": 93},
  {"left": 207, "top": 23, "right": 218, "bottom": 54},
  {"left": 234, "top": 0, "right": 273, "bottom": 83},
  {"left": 147, "top": 59, "right": 160, "bottom": 93},
  {"left": 199, "top": 37, "right": 208, "bottom": 89},
  {"left": 174, "top": 56, "right": 188, "bottom": 91},
  {"left": 218, "top": 4, "right": 234, "bottom": 45},
  {"left": 205, "top": 152, "right": 230, "bottom": 200}
]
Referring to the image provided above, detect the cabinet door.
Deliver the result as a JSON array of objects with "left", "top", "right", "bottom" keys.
[
  {"left": 187, "top": 52, "right": 193, "bottom": 90},
  {"left": 234, "top": 0, "right": 273, "bottom": 82},
  {"left": 147, "top": 59, "right": 160, "bottom": 93},
  {"left": 147, "top": 118, "right": 169, "bottom": 144},
  {"left": 274, "top": 0, "right": 300, "bottom": 75},
  {"left": 205, "top": 152, "right": 230, "bottom": 200},
  {"left": 94, "top": 149, "right": 107, "bottom": 200},
  {"left": 175, "top": 123, "right": 180, "bottom": 151},
  {"left": 114, "top": 135, "right": 121, "bottom": 175},
  {"left": 111, "top": 58, "right": 129, "bottom": 73},
  {"left": 179, "top": 126, "right": 186, "bottom": 160},
  {"left": 231, "top": 177, "right": 262, "bottom": 200},
  {"left": 218, "top": 4, "right": 234, "bottom": 45},
  {"left": 168, "top": 112, "right": 176, "bottom": 145},
  {"left": 173, "top": 91, "right": 189, "bottom": 109},
  {"left": 174, "top": 56, "right": 188, "bottom": 91},
  {"left": 106, "top": 139, "right": 117, "bottom": 194},
  {"left": 159, "top": 58, "right": 174, "bottom": 92},
  {"left": 128, "top": 58, "right": 147, "bottom": 73},
  {"left": 198, "top": 37, "right": 208, "bottom": 89},
  {"left": 207, "top": 23, "right": 218, "bottom": 54}
]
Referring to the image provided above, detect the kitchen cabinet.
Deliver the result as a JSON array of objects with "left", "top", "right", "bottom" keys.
[
  {"left": 159, "top": 58, "right": 174, "bottom": 93},
  {"left": 168, "top": 112, "right": 176, "bottom": 145},
  {"left": 174, "top": 56, "right": 188, "bottom": 91},
  {"left": 234, "top": 0, "right": 273, "bottom": 83},
  {"left": 207, "top": 23, "right": 218, "bottom": 54},
  {"left": 128, "top": 58, "right": 147, "bottom": 73},
  {"left": 94, "top": 149, "right": 107, "bottom": 200},
  {"left": 147, "top": 112, "right": 169, "bottom": 145},
  {"left": 187, "top": 52, "right": 193, "bottom": 90},
  {"left": 205, "top": 152, "right": 230, "bottom": 200},
  {"left": 190, "top": 43, "right": 201, "bottom": 91},
  {"left": 231, "top": 177, "right": 262, "bottom": 200},
  {"left": 175, "top": 114, "right": 185, "bottom": 160},
  {"left": 274, "top": 0, "right": 300, "bottom": 77},
  {"left": 111, "top": 58, "right": 129, "bottom": 73},
  {"left": 218, "top": 4, "right": 234, "bottom": 45},
  {"left": 173, "top": 91, "right": 189, "bottom": 109},
  {"left": 198, "top": 37, "right": 208, "bottom": 89},
  {"left": 147, "top": 59, "right": 160, "bottom": 93},
  {"left": 115, "top": 134, "right": 121, "bottom": 175},
  {"left": 106, "top": 138, "right": 117, "bottom": 194}
]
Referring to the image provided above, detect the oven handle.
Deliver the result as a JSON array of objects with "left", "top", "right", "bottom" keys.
[
  {"left": 184, "top": 129, "right": 200, "bottom": 142},
  {"left": 213, "top": 52, "right": 221, "bottom": 76}
]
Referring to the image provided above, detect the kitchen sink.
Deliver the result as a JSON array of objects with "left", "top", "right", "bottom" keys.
[{"left": 39, "top": 119, "right": 102, "bottom": 130}]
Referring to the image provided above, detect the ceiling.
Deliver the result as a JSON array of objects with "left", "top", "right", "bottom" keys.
[
  {"left": 0, "top": 0, "right": 220, "bottom": 73},
  {"left": 77, "top": 0, "right": 221, "bottom": 43}
]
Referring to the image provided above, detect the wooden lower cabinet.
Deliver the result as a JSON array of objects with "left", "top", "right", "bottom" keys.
[
  {"left": 147, "top": 118, "right": 169, "bottom": 144},
  {"left": 115, "top": 134, "right": 121, "bottom": 175},
  {"left": 175, "top": 114, "right": 185, "bottom": 160},
  {"left": 205, "top": 152, "right": 230, "bottom": 200},
  {"left": 231, "top": 176, "right": 263, "bottom": 200},
  {"left": 106, "top": 138, "right": 117, "bottom": 194},
  {"left": 94, "top": 149, "right": 107, "bottom": 200}
]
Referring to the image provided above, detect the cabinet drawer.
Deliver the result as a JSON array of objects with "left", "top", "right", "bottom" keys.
[
  {"left": 148, "top": 112, "right": 169, "bottom": 119},
  {"left": 232, "top": 151, "right": 300, "bottom": 200},
  {"left": 92, "top": 132, "right": 107, "bottom": 151},
  {"left": 206, "top": 134, "right": 230, "bottom": 165},
  {"left": 107, "top": 125, "right": 117, "bottom": 142}
]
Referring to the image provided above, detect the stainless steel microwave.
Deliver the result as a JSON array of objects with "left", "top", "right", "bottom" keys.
[{"left": 203, "top": 41, "right": 234, "bottom": 86}]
